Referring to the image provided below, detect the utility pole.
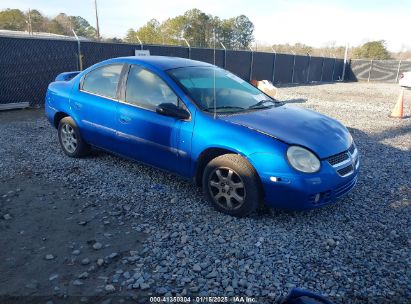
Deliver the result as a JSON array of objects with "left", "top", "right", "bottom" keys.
[{"left": 94, "top": 0, "right": 101, "bottom": 40}]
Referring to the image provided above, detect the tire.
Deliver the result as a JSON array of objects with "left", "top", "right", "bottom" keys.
[
  {"left": 202, "top": 154, "right": 262, "bottom": 217},
  {"left": 58, "top": 117, "right": 90, "bottom": 158}
]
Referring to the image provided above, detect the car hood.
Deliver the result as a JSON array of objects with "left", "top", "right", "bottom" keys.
[{"left": 221, "top": 105, "right": 351, "bottom": 158}]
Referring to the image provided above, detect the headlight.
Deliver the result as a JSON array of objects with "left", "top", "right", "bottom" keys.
[{"left": 286, "top": 146, "right": 320, "bottom": 173}]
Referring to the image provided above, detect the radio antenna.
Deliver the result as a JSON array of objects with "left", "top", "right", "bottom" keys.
[{"left": 213, "top": 28, "right": 216, "bottom": 119}]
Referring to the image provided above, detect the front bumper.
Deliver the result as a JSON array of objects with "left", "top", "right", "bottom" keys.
[{"left": 259, "top": 150, "right": 360, "bottom": 210}]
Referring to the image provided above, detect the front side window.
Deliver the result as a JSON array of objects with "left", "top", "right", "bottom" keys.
[
  {"left": 168, "top": 67, "right": 282, "bottom": 113},
  {"left": 125, "top": 65, "right": 178, "bottom": 110},
  {"left": 82, "top": 64, "right": 123, "bottom": 99}
]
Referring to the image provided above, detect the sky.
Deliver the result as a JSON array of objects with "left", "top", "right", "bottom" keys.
[{"left": 1, "top": 0, "right": 410, "bottom": 51}]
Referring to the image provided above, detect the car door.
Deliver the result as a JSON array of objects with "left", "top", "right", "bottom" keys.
[
  {"left": 70, "top": 63, "right": 124, "bottom": 152},
  {"left": 115, "top": 64, "right": 194, "bottom": 176}
]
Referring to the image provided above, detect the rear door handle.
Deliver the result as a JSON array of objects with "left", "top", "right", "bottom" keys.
[
  {"left": 73, "top": 102, "right": 82, "bottom": 109},
  {"left": 119, "top": 115, "right": 131, "bottom": 123}
]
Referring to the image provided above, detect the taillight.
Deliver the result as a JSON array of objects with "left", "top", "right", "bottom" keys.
[{"left": 399, "top": 73, "right": 404, "bottom": 79}]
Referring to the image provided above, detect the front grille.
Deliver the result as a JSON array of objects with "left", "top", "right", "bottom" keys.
[
  {"left": 327, "top": 152, "right": 349, "bottom": 166},
  {"left": 327, "top": 142, "right": 357, "bottom": 167},
  {"left": 337, "top": 164, "right": 354, "bottom": 176}
]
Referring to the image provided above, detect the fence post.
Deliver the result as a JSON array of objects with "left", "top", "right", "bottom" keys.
[
  {"left": 341, "top": 44, "right": 348, "bottom": 81},
  {"left": 367, "top": 59, "right": 373, "bottom": 82},
  {"left": 271, "top": 47, "right": 277, "bottom": 84},
  {"left": 320, "top": 57, "right": 325, "bottom": 82},
  {"left": 72, "top": 29, "right": 83, "bottom": 71},
  {"left": 136, "top": 35, "right": 143, "bottom": 50},
  {"left": 332, "top": 56, "right": 337, "bottom": 81},
  {"left": 291, "top": 51, "right": 296, "bottom": 84},
  {"left": 220, "top": 42, "right": 227, "bottom": 68},
  {"left": 306, "top": 53, "right": 311, "bottom": 83},
  {"left": 249, "top": 46, "right": 254, "bottom": 82},
  {"left": 182, "top": 38, "right": 191, "bottom": 59},
  {"left": 395, "top": 60, "right": 402, "bottom": 83}
]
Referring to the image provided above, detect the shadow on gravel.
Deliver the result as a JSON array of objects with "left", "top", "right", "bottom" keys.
[
  {"left": 367, "top": 124, "right": 411, "bottom": 142},
  {"left": 338, "top": 125, "right": 410, "bottom": 211}
]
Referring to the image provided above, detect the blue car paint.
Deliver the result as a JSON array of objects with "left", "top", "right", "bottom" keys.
[
  {"left": 45, "top": 56, "right": 359, "bottom": 210},
  {"left": 221, "top": 105, "right": 351, "bottom": 159},
  {"left": 115, "top": 101, "right": 195, "bottom": 175},
  {"left": 54, "top": 71, "right": 81, "bottom": 81}
]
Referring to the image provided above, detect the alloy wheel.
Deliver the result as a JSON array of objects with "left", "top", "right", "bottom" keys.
[
  {"left": 208, "top": 167, "right": 246, "bottom": 210},
  {"left": 60, "top": 123, "right": 77, "bottom": 153}
]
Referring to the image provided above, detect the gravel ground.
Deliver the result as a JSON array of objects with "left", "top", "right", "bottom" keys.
[{"left": 0, "top": 82, "right": 410, "bottom": 303}]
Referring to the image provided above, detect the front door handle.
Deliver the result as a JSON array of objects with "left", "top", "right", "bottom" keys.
[{"left": 119, "top": 115, "right": 131, "bottom": 123}]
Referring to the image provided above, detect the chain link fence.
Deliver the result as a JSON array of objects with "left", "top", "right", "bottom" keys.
[
  {"left": 0, "top": 36, "right": 344, "bottom": 107},
  {"left": 346, "top": 59, "right": 411, "bottom": 83}
]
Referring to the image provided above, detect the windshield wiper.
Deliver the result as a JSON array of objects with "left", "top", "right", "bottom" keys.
[
  {"left": 203, "top": 106, "right": 245, "bottom": 112},
  {"left": 248, "top": 100, "right": 282, "bottom": 109}
]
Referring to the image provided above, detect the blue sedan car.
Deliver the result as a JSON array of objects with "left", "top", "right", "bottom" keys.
[{"left": 45, "top": 56, "right": 359, "bottom": 217}]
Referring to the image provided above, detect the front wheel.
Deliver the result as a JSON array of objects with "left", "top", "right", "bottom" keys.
[
  {"left": 202, "top": 154, "right": 262, "bottom": 217},
  {"left": 58, "top": 117, "right": 90, "bottom": 158}
]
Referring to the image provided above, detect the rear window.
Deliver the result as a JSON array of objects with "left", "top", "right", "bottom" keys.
[{"left": 82, "top": 64, "right": 123, "bottom": 99}]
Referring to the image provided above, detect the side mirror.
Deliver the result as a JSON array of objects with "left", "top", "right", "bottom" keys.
[{"left": 156, "top": 103, "right": 190, "bottom": 120}]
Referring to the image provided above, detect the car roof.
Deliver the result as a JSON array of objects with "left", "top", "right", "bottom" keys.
[{"left": 106, "top": 56, "right": 213, "bottom": 71}]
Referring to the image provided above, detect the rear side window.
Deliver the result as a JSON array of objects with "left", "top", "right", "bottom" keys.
[
  {"left": 125, "top": 65, "right": 178, "bottom": 110},
  {"left": 82, "top": 64, "right": 123, "bottom": 99}
]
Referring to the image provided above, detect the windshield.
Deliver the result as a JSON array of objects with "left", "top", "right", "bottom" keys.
[{"left": 168, "top": 66, "right": 282, "bottom": 113}]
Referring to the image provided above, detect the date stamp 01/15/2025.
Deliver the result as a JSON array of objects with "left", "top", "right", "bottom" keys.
[{"left": 149, "top": 296, "right": 257, "bottom": 303}]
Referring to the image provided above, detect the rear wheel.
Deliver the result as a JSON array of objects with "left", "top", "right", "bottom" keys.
[
  {"left": 202, "top": 154, "right": 261, "bottom": 217},
  {"left": 58, "top": 117, "right": 90, "bottom": 157}
]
